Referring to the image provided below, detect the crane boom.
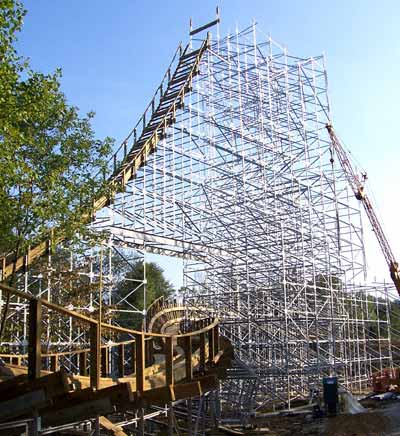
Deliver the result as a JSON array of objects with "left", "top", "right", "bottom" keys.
[{"left": 326, "top": 123, "right": 400, "bottom": 295}]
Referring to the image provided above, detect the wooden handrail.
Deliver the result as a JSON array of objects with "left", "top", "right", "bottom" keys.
[
  {"left": 0, "top": 282, "right": 219, "bottom": 394},
  {"left": 0, "top": 283, "right": 218, "bottom": 339}
]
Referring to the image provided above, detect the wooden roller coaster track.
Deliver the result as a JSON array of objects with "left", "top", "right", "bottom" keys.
[
  {"left": 0, "top": 36, "right": 209, "bottom": 282},
  {"left": 0, "top": 282, "right": 232, "bottom": 433}
]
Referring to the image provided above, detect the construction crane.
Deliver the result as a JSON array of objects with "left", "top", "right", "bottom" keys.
[{"left": 326, "top": 123, "right": 400, "bottom": 296}]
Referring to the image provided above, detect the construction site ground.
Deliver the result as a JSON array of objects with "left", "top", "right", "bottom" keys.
[{"left": 208, "top": 397, "right": 400, "bottom": 436}]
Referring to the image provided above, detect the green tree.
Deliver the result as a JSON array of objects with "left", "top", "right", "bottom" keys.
[
  {"left": 115, "top": 261, "right": 174, "bottom": 330},
  {"left": 0, "top": 1, "right": 113, "bottom": 336}
]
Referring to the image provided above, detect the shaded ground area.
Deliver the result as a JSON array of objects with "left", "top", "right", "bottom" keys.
[
  {"left": 324, "top": 412, "right": 391, "bottom": 436},
  {"left": 210, "top": 397, "right": 400, "bottom": 435}
]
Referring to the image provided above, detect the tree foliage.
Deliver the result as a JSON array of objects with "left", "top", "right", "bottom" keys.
[
  {"left": 0, "top": 1, "right": 113, "bottom": 341},
  {"left": 0, "top": 0, "right": 113, "bottom": 263},
  {"left": 115, "top": 261, "right": 174, "bottom": 330}
]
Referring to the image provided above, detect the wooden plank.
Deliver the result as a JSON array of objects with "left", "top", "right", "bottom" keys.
[
  {"left": 184, "top": 336, "right": 193, "bottom": 381},
  {"left": 165, "top": 336, "right": 174, "bottom": 386},
  {"left": 50, "top": 355, "right": 58, "bottom": 372},
  {"left": 0, "top": 363, "right": 50, "bottom": 377},
  {"left": 208, "top": 328, "right": 215, "bottom": 363},
  {"left": 89, "top": 323, "right": 100, "bottom": 390},
  {"left": 145, "top": 338, "right": 153, "bottom": 365},
  {"left": 99, "top": 416, "right": 127, "bottom": 436},
  {"left": 118, "top": 344, "right": 125, "bottom": 378},
  {"left": 28, "top": 299, "right": 41, "bottom": 380},
  {"left": 213, "top": 324, "right": 219, "bottom": 354},
  {"left": 78, "top": 351, "right": 87, "bottom": 376},
  {"left": 199, "top": 333, "right": 206, "bottom": 374},
  {"left": 173, "top": 380, "right": 202, "bottom": 400},
  {"left": 0, "top": 370, "right": 69, "bottom": 402},
  {"left": 50, "top": 383, "right": 133, "bottom": 410},
  {"left": 101, "top": 347, "right": 108, "bottom": 377},
  {"left": 135, "top": 334, "right": 145, "bottom": 393},
  {"left": 190, "top": 19, "right": 220, "bottom": 36},
  {"left": 135, "top": 385, "right": 172, "bottom": 407},
  {"left": 0, "top": 389, "right": 47, "bottom": 421},
  {"left": 130, "top": 341, "right": 136, "bottom": 374},
  {"left": 0, "top": 374, "right": 27, "bottom": 393},
  {"left": 42, "top": 383, "right": 132, "bottom": 426},
  {"left": 197, "top": 374, "right": 218, "bottom": 392},
  {"left": 43, "top": 397, "right": 112, "bottom": 427}
]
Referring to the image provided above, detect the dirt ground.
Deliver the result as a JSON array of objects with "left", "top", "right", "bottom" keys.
[{"left": 215, "top": 398, "right": 400, "bottom": 435}]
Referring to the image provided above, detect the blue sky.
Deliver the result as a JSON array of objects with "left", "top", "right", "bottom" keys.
[{"left": 18, "top": 0, "right": 400, "bottom": 288}]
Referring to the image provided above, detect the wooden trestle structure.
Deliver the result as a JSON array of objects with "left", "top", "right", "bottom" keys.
[{"left": 0, "top": 283, "right": 233, "bottom": 434}]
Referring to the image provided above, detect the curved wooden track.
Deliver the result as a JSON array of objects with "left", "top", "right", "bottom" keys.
[{"left": 0, "top": 282, "right": 233, "bottom": 434}]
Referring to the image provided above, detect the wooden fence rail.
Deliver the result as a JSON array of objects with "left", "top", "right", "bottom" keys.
[{"left": 0, "top": 283, "right": 219, "bottom": 396}]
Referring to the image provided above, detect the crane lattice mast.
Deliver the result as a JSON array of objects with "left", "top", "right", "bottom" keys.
[{"left": 326, "top": 123, "right": 400, "bottom": 295}]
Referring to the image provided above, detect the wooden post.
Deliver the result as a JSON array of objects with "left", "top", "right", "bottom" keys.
[
  {"left": 50, "top": 355, "right": 58, "bottom": 372},
  {"left": 208, "top": 328, "right": 215, "bottom": 363},
  {"left": 136, "top": 334, "right": 145, "bottom": 436},
  {"left": 165, "top": 336, "right": 174, "bottom": 436},
  {"left": 165, "top": 336, "right": 174, "bottom": 387},
  {"left": 90, "top": 323, "right": 100, "bottom": 390},
  {"left": 145, "top": 338, "right": 152, "bottom": 366},
  {"left": 101, "top": 347, "right": 108, "bottom": 377},
  {"left": 213, "top": 324, "right": 219, "bottom": 355},
  {"left": 136, "top": 334, "right": 145, "bottom": 393},
  {"left": 72, "top": 352, "right": 78, "bottom": 374},
  {"left": 130, "top": 341, "right": 136, "bottom": 374},
  {"left": 28, "top": 299, "right": 42, "bottom": 380},
  {"left": 118, "top": 343, "right": 125, "bottom": 378},
  {"left": 79, "top": 351, "right": 87, "bottom": 376},
  {"left": 199, "top": 333, "right": 206, "bottom": 375},
  {"left": 184, "top": 336, "right": 193, "bottom": 381}
]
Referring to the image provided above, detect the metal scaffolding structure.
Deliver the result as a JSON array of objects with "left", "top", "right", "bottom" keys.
[
  {"left": 94, "top": 22, "right": 395, "bottom": 410},
  {"left": 0, "top": 20, "right": 398, "bottom": 425}
]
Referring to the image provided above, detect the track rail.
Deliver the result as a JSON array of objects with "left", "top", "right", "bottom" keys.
[
  {"left": 0, "top": 282, "right": 231, "bottom": 431},
  {"left": 0, "top": 37, "right": 209, "bottom": 281}
]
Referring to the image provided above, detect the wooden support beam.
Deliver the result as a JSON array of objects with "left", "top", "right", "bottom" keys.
[
  {"left": 44, "top": 397, "right": 112, "bottom": 427},
  {"left": 145, "top": 338, "right": 153, "bottom": 366},
  {"left": 173, "top": 380, "right": 202, "bottom": 400},
  {"left": 50, "top": 355, "right": 58, "bottom": 372},
  {"left": 213, "top": 324, "right": 219, "bottom": 354},
  {"left": 199, "top": 332, "right": 206, "bottom": 375},
  {"left": 130, "top": 341, "right": 136, "bottom": 374},
  {"left": 135, "top": 334, "right": 145, "bottom": 393},
  {"left": 99, "top": 416, "right": 127, "bottom": 436},
  {"left": 101, "top": 347, "right": 109, "bottom": 377},
  {"left": 90, "top": 323, "right": 100, "bottom": 390},
  {"left": 118, "top": 344, "right": 124, "bottom": 378},
  {"left": 165, "top": 336, "right": 174, "bottom": 387},
  {"left": 0, "top": 374, "right": 27, "bottom": 394},
  {"left": 0, "top": 389, "right": 47, "bottom": 421},
  {"left": 28, "top": 299, "right": 42, "bottom": 380},
  {"left": 184, "top": 336, "right": 193, "bottom": 381},
  {"left": 42, "top": 383, "right": 132, "bottom": 427},
  {"left": 0, "top": 370, "right": 69, "bottom": 402},
  {"left": 45, "top": 382, "right": 132, "bottom": 411},
  {"left": 208, "top": 328, "right": 215, "bottom": 363},
  {"left": 79, "top": 351, "right": 87, "bottom": 376}
]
